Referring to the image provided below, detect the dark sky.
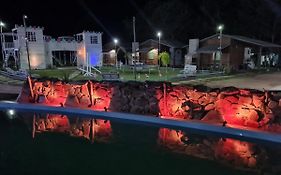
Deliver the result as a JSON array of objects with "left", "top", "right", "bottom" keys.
[{"left": 0, "top": 0, "right": 145, "bottom": 43}]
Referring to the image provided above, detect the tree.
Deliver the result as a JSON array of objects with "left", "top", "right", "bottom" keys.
[{"left": 159, "top": 51, "right": 170, "bottom": 73}]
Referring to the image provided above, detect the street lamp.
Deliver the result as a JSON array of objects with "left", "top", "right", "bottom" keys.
[
  {"left": 0, "top": 21, "right": 5, "bottom": 68},
  {"left": 217, "top": 24, "right": 224, "bottom": 68},
  {"left": 113, "top": 38, "right": 118, "bottom": 68},
  {"left": 0, "top": 21, "right": 5, "bottom": 33},
  {"left": 23, "top": 14, "right": 31, "bottom": 72},
  {"left": 157, "top": 31, "right": 161, "bottom": 68}
]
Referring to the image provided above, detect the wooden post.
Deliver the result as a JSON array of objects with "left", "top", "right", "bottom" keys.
[
  {"left": 87, "top": 81, "right": 93, "bottom": 107},
  {"left": 163, "top": 82, "right": 167, "bottom": 116},
  {"left": 257, "top": 47, "right": 262, "bottom": 69},
  {"left": 27, "top": 76, "right": 34, "bottom": 99}
]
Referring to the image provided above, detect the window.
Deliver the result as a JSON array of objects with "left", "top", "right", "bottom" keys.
[
  {"left": 26, "top": 32, "right": 36, "bottom": 42},
  {"left": 90, "top": 35, "right": 98, "bottom": 44},
  {"left": 76, "top": 35, "right": 83, "bottom": 42}
]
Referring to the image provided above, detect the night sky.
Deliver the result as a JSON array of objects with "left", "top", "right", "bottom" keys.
[
  {"left": 1, "top": 0, "right": 281, "bottom": 45},
  {"left": 0, "top": 0, "right": 144, "bottom": 43}
]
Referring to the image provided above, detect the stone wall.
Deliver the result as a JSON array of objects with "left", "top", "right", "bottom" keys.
[
  {"left": 18, "top": 78, "right": 281, "bottom": 131},
  {"left": 16, "top": 78, "right": 281, "bottom": 171}
]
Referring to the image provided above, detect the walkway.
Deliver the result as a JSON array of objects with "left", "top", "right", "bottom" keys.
[{"left": 176, "top": 71, "right": 281, "bottom": 91}]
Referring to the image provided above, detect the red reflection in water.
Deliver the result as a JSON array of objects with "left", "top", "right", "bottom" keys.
[
  {"left": 215, "top": 138, "right": 257, "bottom": 168},
  {"left": 19, "top": 80, "right": 113, "bottom": 141},
  {"left": 34, "top": 115, "right": 112, "bottom": 142}
]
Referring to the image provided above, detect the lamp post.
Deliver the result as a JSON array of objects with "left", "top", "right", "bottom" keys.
[
  {"left": 113, "top": 38, "right": 118, "bottom": 69},
  {"left": 217, "top": 24, "right": 224, "bottom": 69},
  {"left": 0, "top": 21, "right": 5, "bottom": 68},
  {"left": 157, "top": 31, "right": 161, "bottom": 68},
  {"left": 23, "top": 15, "right": 31, "bottom": 72},
  {"left": 0, "top": 21, "right": 4, "bottom": 33}
]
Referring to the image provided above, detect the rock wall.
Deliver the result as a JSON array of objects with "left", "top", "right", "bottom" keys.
[
  {"left": 18, "top": 78, "right": 281, "bottom": 130},
  {"left": 16, "top": 78, "right": 281, "bottom": 171}
]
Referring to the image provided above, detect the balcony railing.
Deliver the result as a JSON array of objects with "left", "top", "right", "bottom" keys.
[{"left": 3, "top": 42, "right": 14, "bottom": 49}]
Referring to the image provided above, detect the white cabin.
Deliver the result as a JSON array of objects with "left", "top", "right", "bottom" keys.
[{"left": 1, "top": 24, "right": 103, "bottom": 70}]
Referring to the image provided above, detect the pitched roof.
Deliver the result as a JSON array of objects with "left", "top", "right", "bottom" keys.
[
  {"left": 103, "top": 42, "right": 127, "bottom": 53},
  {"left": 140, "top": 39, "right": 184, "bottom": 48},
  {"left": 201, "top": 34, "right": 281, "bottom": 48},
  {"left": 196, "top": 44, "right": 230, "bottom": 54}
]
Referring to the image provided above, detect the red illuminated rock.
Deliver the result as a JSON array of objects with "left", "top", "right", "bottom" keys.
[
  {"left": 252, "top": 94, "right": 265, "bottom": 108},
  {"left": 238, "top": 96, "right": 252, "bottom": 105},
  {"left": 224, "top": 96, "right": 239, "bottom": 104},
  {"left": 239, "top": 89, "right": 251, "bottom": 96},
  {"left": 204, "top": 103, "right": 215, "bottom": 111},
  {"left": 201, "top": 110, "right": 223, "bottom": 123}
]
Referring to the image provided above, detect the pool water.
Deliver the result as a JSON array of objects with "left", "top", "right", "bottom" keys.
[{"left": 0, "top": 116, "right": 258, "bottom": 175}]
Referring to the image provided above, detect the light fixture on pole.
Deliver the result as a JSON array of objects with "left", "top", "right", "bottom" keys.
[
  {"left": 0, "top": 21, "right": 5, "bottom": 68},
  {"left": 217, "top": 24, "right": 224, "bottom": 68},
  {"left": 113, "top": 38, "right": 118, "bottom": 68},
  {"left": 0, "top": 21, "right": 4, "bottom": 33},
  {"left": 23, "top": 14, "right": 31, "bottom": 72},
  {"left": 157, "top": 31, "right": 161, "bottom": 68}
]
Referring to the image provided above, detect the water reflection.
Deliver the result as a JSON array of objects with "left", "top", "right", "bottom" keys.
[
  {"left": 158, "top": 128, "right": 265, "bottom": 169},
  {"left": 33, "top": 114, "right": 112, "bottom": 142},
  {"left": 17, "top": 113, "right": 280, "bottom": 173}
]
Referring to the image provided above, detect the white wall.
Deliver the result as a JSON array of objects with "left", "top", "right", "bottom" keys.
[
  {"left": 14, "top": 26, "right": 46, "bottom": 69},
  {"left": 77, "top": 32, "right": 103, "bottom": 67},
  {"left": 12, "top": 26, "right": 103, "bottom": 69}
]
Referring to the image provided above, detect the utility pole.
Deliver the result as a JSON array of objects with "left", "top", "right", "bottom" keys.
[
  {"left": 0, "top": 21, "right": 5, "bottom": 68},
  {"left": 133, "top": 16, "right": 136, "bottom": 81},
  {"left": 23, "top": 15, "right": 31, "bottom": 72},
  {"left": 217, "top": 24, "right": 224, "bottom": 70},
  {"left": 157, "top": 31, "right": 162, "bottom": 69}
]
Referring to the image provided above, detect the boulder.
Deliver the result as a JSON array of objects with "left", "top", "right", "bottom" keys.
[
  {"left": 238, "top": 96, "right": 252, "bottom": 105},
  {"left": 205, "top": 103, "right": 215, "bottom": 111},
  {"left": 201, "top": 110, "right": 223, "bottom": 123}
]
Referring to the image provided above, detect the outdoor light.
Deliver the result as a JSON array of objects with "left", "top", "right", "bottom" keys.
[
  {"left": 157, "top": 31, "right": 162, "bottom": 37},
  {"left": 217, "top": 24, "right": 224, "bottom": 31},
  {"left": 23, "top": 15, "right": 28, "bottom": 19},
  {"left": 0, "top": 21, "right": 5, "bottom": 27},
  {"left": 113, "top": 38, "right": 118, "bottom": 44},
  {"left": 113, "top": 38, "right": 119, "bottom": 68}
]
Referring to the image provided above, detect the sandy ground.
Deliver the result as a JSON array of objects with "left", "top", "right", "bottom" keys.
[
  {"left": 175, "top": 71, "right": 281, "bottom": 91},
  {"left": 203, "top": 72, "right": 281, "bottom": 90},
  {"left": 0, "top": 84, "right": 22, "bottom": 94}
]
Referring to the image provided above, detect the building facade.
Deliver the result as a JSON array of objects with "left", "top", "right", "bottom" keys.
[
  {"left": 1, "top": 24, "right": 103, "bottom": 70},
  {"left": 138, "top": 39, "right": 185, "bottom": 67},
  {"left": 187, "top": 34, "right": 281, "bottom": 70}
]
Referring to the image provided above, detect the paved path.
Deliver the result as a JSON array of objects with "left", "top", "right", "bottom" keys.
[
  {"left": 176, "top": 72, "right": 281, "bottom": 91},
  {"left": 0, "top": 75, "right": 23, "bottom": 94},
  {"left": 0, "top": 84, "right": 22, "bottom": 94}
]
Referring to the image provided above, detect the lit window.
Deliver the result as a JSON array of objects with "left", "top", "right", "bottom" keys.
[
  {"left": 90, "top": 36, "right": 98, "bottom": 44},
  {"left": 26, "top": 32, "right": 36, "bottom": 42}
]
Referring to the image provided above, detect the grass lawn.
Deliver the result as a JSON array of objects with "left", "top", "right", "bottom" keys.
[
  {"left": 30, "top": 66, "right": 182, "bottom": 82},
  {"left": 30, "top": 68, "right": 75, "bottom": 79}
]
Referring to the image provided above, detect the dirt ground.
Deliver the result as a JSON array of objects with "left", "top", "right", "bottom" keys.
[
  {"left": 174, "top": 71, "right": 281, "bottom": 91},
  {"left": 202, "top": 72, "right": 281, "bottom": 90},
  {"left": 0, "top": 84, "right": 22, "bottom": 94}
]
